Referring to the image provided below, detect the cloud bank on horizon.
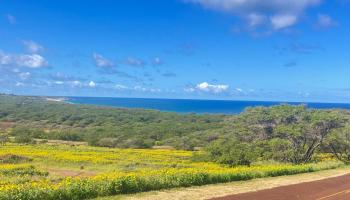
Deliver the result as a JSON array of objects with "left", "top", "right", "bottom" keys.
[{"left": 0, "top": 0, "right": 349, "bottom": 102}]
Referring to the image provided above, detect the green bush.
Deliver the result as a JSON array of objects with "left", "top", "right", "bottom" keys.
[{"left": 206, "top": 139, "right": 259, "bottom": 166}]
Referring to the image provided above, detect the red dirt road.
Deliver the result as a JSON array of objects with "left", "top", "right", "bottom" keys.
[{"left": 210, "top": 173, "right": 350, "bottom": 200}]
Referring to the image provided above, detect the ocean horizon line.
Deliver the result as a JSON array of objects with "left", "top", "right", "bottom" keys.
[{"left": 59, "top": 96, "right": 350, "bottom": 115}]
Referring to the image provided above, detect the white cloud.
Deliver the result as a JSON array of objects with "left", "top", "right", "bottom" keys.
[
  {"left": 88, "top": 81, "right": 96, "bottom": 88},
  {"left": 69, "top": 80, "right": 99, "bottom": 88},
  {"left": 0, "top": 51, "right": 12, "bottom": 65},
  {"left": 93, "top": 53, "right": 114, "bottom": 67},
  {"left": 247, "top": 13, "right": 266, "bottom": 27},
  {"left": 71, "top": 80, "right": 82, "bottom": 87},
  {"left": 150, "top": 88, "right": 162, "bottom": 93},
  {"left": 133, "top": 86, "right": 161, "bottom": 93},
  {"left": 15, "top": 82, "right": 24, "bottom": 87},
  {"left": 115, "top": 84, "right": 128, "bottom": 90},
  {"left": 184, "top": 88, "right": 196, "bottom": 93},
  {"left": 185, "top": 0, "right": 321, "bottom": 30},
  {"left": 115, "top": 84, "right": 160, "bottom": 93},
  {"left": 134, "top": 86, "right": 147, "bottom": 92},
  {"left": 196, "top": 82, "right": 229, "bottom": 93},
  {"left": 5, "top": 14, "right": 16, "bottom": 24},
  {"left": 12, "top": 68, "right": 20, "bottom": 73},
  {"left": 0, "top": 50, "right": 48, "bottom": 68},
  {"left": 270, "top": 14, "right": 298, "bottom": 29},
  {"left": 54, "top": 81, "right": 64, "bottom": 85},
  {"left": 236, "top": 88, "right": 243, "bottom": 92},
  {"left": 152, "top": 57, "right": 162, "bottom": 65},
  {"left": 316, "top": 14, "right": 337, "bottom": 28},
  {"left": 22, "top": 40, "right": 44, "bottom": 53},
  {"left": 16, "top": 54, "right": 48, "bottom": 68}
]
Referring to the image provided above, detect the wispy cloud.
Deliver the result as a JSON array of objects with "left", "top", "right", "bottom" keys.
[
  {"left": 0, "top": 50, "right": 48, "bottom": 68},
  {"left": 152, "top": 57, "right": 163, "bottom": 65},
  {"left": 5, "top": 14, "right": 16, "bottom": 24},
  {"left": 274, "top": 43, "right": 323, "bottom": 55},
  {"left": 290, "top": 43, "right": 323, "bottom": 54},
  {"left": 134, "top": 86, "right": 161, "bottom": 93},
  {"left": 162, "top": 71, "right": 177, "bottom": 77},
  {"left": 235, "top": 88, "right": 243, "bottom": 93},
  {"left": 92, "top": 53, "right": 121, "bottom": 75},
  {"left": 18, "top": 72, "right": 31, "bottom": 80},
  {"left": 16, "top": 54, "right": 48, "bottom": 68},
  {"left": 316, "top": 14, "right": 338, "bottom": 29},
  {"left": 50, "top": 72, "right": 86, "bottom": 82},
  {"left": 284, "top": 60, "right": 298, "bottom": 68},
  {"left": 71, "top": 80, "right": 83, "bottom": 87},
  {"left": 270, "top": 14, "right": 298, "bottom": 30},
  {"left": 22, "top": 40, "right": 44, "bottom": 54},
  {"left": 125, "top": 56, "right": 146, "bottom": 67},
  {"left": 115, "top": 84, "right": 129, "bottom": 90},
  {"left": 114, "top": 84, "right": 162, "bottom": 93},
  {"left": 92, "top": 53, "right": 114, "bottom": 68},
  {"left": 184, "top": 0, "right": 322, "bottom": 30},
  {"left": 0, "top": 51, "right": 12, "bottom": 65}
]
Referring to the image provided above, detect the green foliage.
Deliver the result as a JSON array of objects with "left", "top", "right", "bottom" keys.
[
  {"left": 14, "top": 135, "right": 35, "bottom": 144},
  {"left": 0, "top": 154, "right": 33, "bottom": 164},
  {"left": 325, "top": 124, "right": 350, "bottom": 163},
  {"left": 207, "top": 105, "right": 347, "bottom": 165},
  {"left": 0, "top": 95, "right": 224, "bottom": 149},
  {"left": 11, "top": 127, "right": 46, "bottom": 142},
  {"left": 206, "top": 139, "right": 259, "bottom": 166},
  {"left": 0, "top": 134, "right": 9, "bottom": 145},
  {"left": 1, "top": 94, "right": 350, "bottom": 164},
  {"left": 0, "top": 165, "right": 48, "bottom": 176}
]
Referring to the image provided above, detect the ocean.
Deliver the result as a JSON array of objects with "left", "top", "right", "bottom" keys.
[{"left": 65, "top": 97, "right": 350, "bottom": 115}]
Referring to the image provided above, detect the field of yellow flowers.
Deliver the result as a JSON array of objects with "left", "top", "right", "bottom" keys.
[{"left": 0, "top": 144, "right": 344, "bottom": 200}]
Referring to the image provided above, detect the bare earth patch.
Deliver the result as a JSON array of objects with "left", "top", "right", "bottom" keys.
[
  {"left": 0, "top": 121, "right": 15, "bottom": 130},
  {"left": 95, "top": 167, "right": 350, "bottom": 200},
  {"left": 47, "top": 168, "right": 96, "bottom": 177}
]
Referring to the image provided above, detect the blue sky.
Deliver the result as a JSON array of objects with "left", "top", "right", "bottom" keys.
[{"left": 0, "top": 0, "right": 350, "bottom": 102}]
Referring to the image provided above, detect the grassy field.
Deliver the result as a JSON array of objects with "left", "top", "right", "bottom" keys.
[
  {"left": 0, "top": 144, "right": 344, "bottom": 200},
  {"left": 95, "top": 166, "right": 350, "bottom": 200}
]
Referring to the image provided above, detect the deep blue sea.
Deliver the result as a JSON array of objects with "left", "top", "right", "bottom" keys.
[{"left": 66, "top": 97, "right": 350, "bottom": 115}]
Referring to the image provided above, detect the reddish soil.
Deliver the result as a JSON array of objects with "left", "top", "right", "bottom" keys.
[
  {"left": 0, "top": 121, "right": 15, "bottom": 130},
  {"left": 211, "top": 173, "right": 350, "bottom": 200}
]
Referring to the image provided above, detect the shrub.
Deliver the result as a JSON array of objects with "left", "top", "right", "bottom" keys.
[
  {"left": 0, "top": 154, "right": 33, "bottom": 164},
  {"left": 206, "top": 139, "right": 259, "bottom": 166},
  {"left": 14, "top": 135, "right": 35, "bottom": 144}
]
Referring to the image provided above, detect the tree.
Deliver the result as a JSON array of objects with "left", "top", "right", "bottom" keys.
[
  {"left": 206, "top": 139, "right": 259, "bottom": 166},
  {"left": 97, "top": 138, "right": 119, "bottom": 148},
  {"left": 210, "top": 106, "right": 347, "bottom": 165},
  {"left": 272, "top": 110, "right": 345, "bottom": 164},
  {"left": 325, "top": 125, "right": 350, "bottom": 163}
]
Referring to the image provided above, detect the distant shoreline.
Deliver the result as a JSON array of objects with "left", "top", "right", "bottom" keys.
[
  {"left": 45, "top": 97, "right": 68, "bottom": 102},
  {"left": 63, "top": 96, "right": 350, "bottom": 114}
]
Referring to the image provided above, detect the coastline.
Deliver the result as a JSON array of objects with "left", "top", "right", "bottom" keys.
[
  {"left": 46, "top": 97, "right": 70, "bottom": 103},
  {"left": 55, "top": 96, "right": 350, "bottom": 115}
]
